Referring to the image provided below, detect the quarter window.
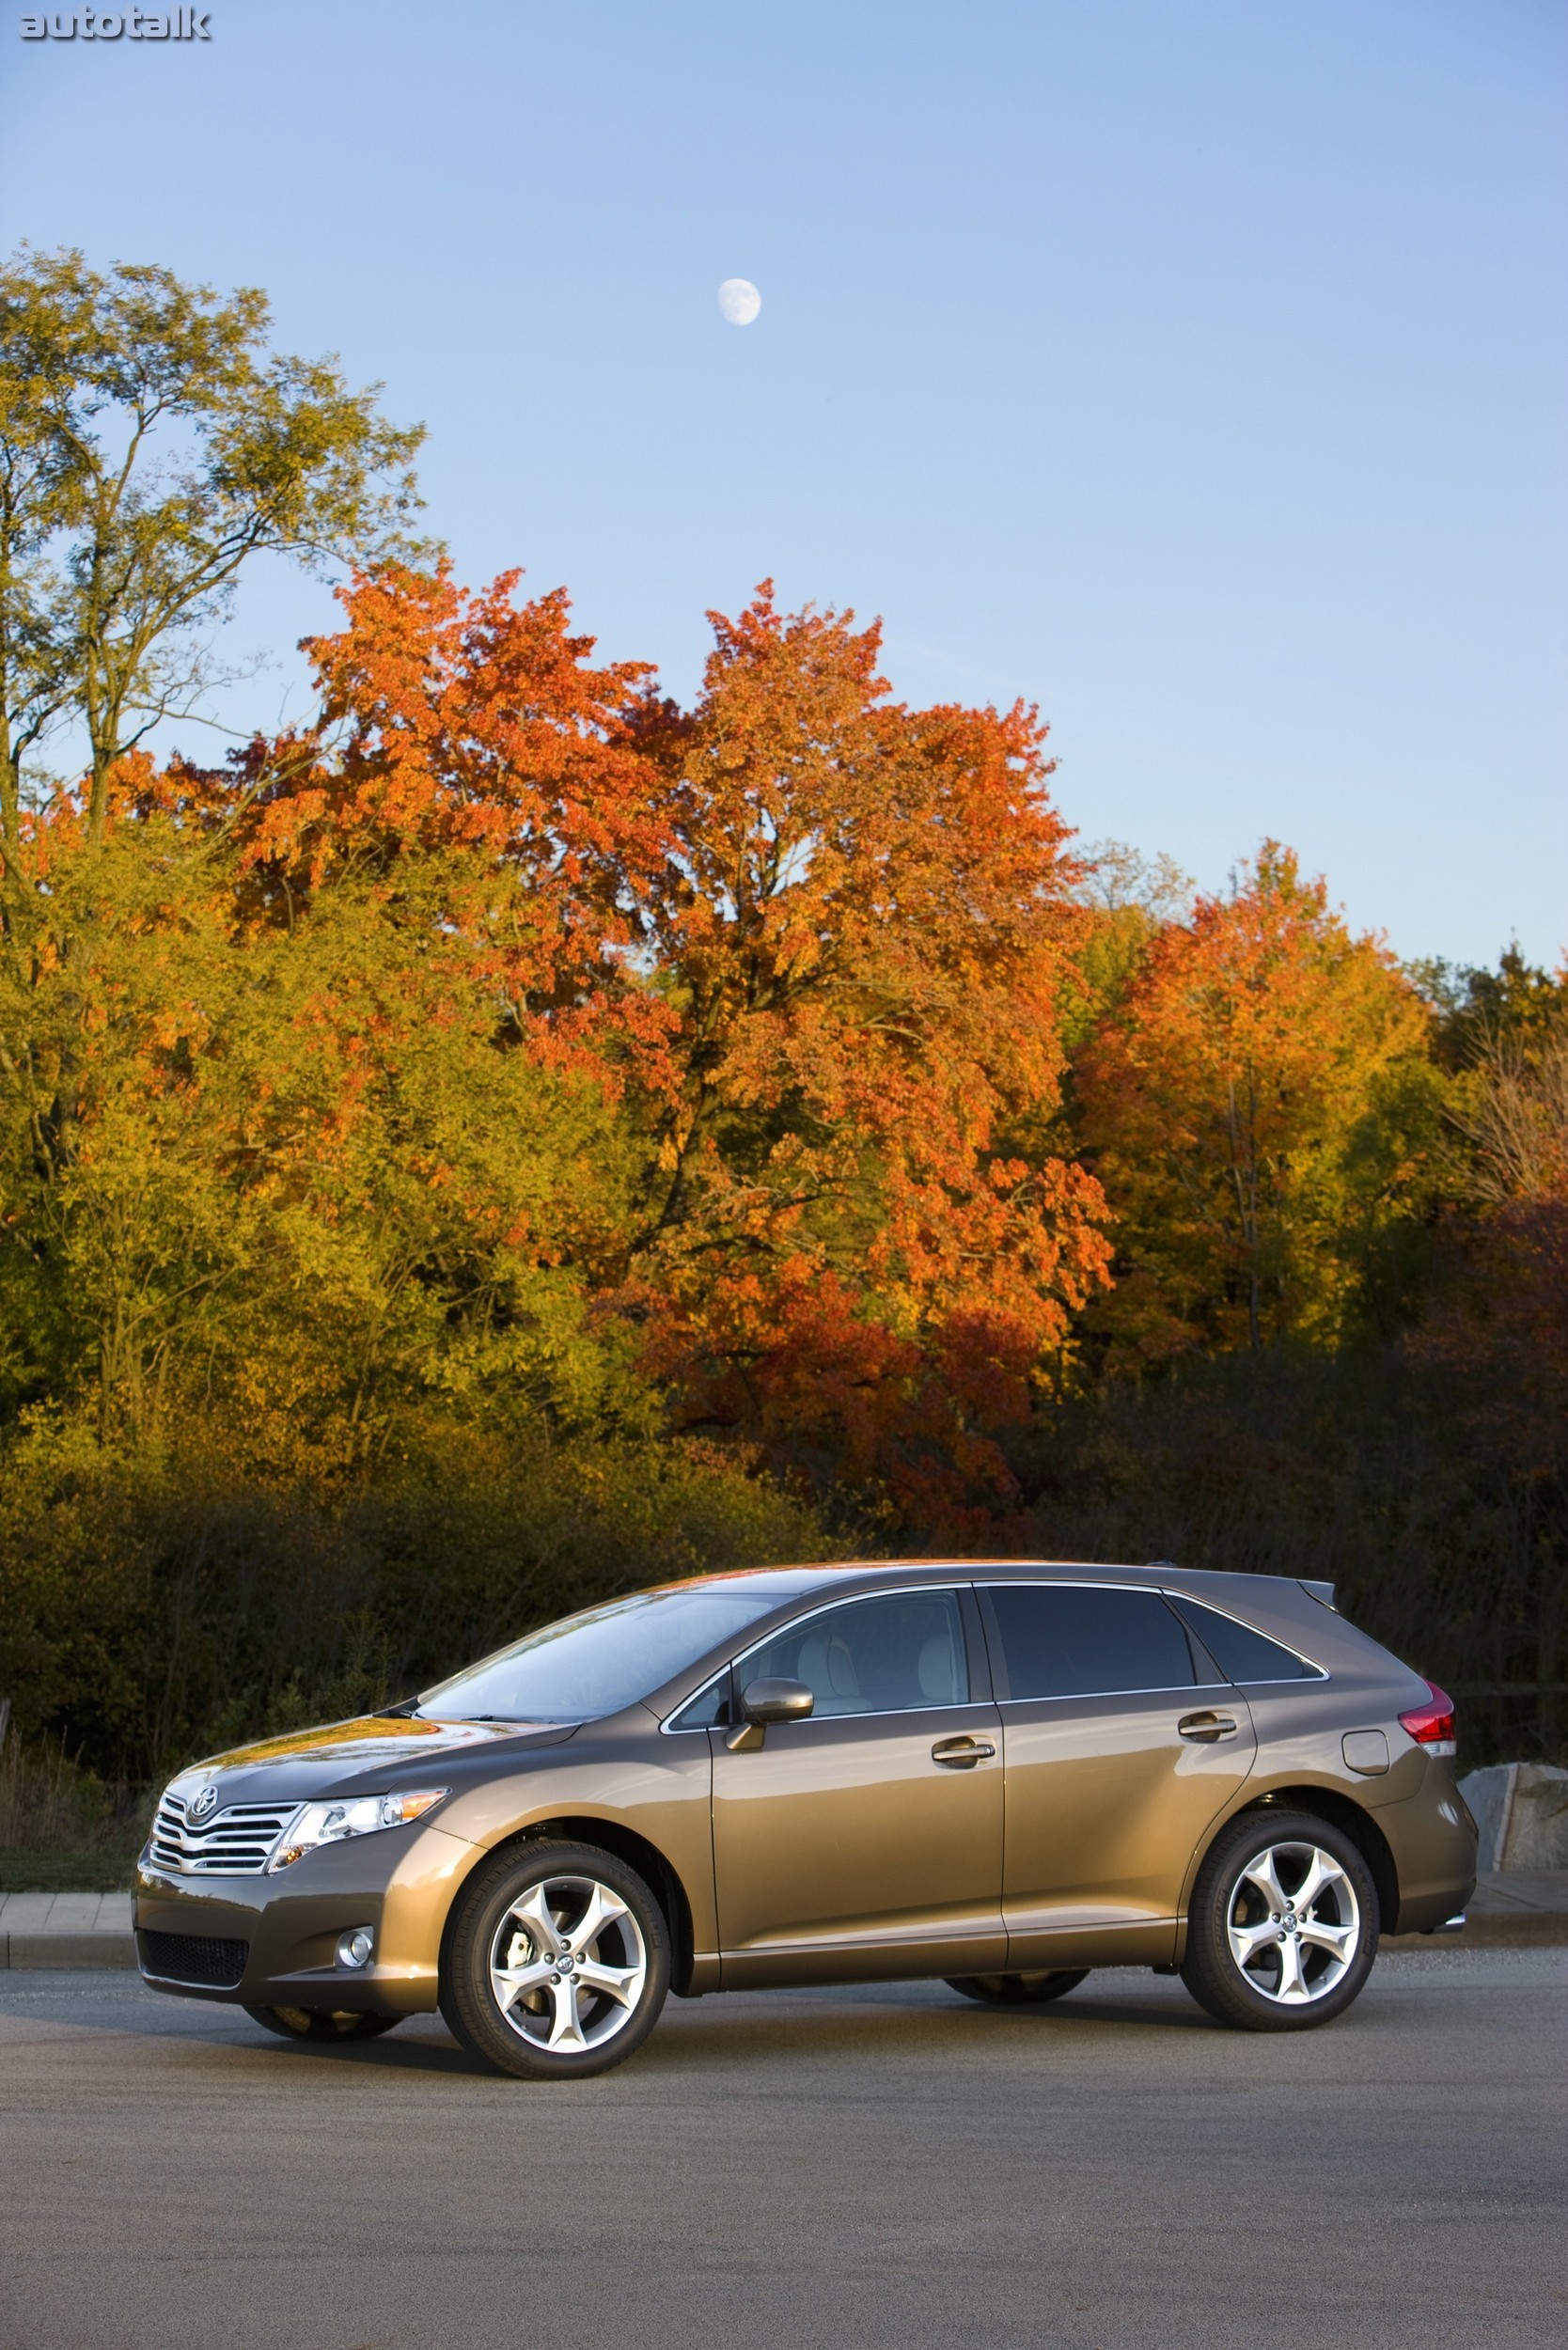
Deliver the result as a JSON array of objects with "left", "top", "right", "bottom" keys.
[
  {"left": 982, "top": 1584, "right": 1197, "bottom": 1700},
  {"left": 666, "top": 1673, "right": 730, "bottom": 1731},
  {"left": 741, "top": 1590, "right": 969, "bottom": 1717},
  {"left": 1166, "top": 1594, "right": 1320, "bottom": 1684}
]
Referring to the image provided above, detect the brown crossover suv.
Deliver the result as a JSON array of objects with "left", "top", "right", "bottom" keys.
[{"left": 134, "top": 1561, "right": 1476, "bottom": 2078}]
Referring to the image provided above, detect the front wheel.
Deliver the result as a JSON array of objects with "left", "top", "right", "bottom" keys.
[
  {"left": 245, "top": 2005, "right": 401, "bottom": 2042},
  {"left": 1181, "top": 1810, "right": 1379, "bottom": 2031},
  {"left": 439, "top": 1839, "right": 670, "bottom": 2081},
  {"left": 945, "top": 1970, "right": 1090, "bottom": 2006}
]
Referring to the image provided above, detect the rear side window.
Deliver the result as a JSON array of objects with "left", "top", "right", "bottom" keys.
[
  {"left": 1166, "top": 1594, "right": 1321, "bottom": 1684},
  {"left": 982, "top": 1584, "right": 1196, "bottom": 1700}
]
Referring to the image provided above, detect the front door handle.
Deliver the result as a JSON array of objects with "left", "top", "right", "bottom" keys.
[
  {"left": 1178, "top": 1710, "right": 1239, "bottom": 1743},
  {"left": 931, "top": 1735, "right": 996, "bottom": 1768}
]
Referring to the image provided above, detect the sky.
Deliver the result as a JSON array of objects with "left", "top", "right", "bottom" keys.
[{"left": 2, "top": 0, "right": 1564, "bottom": 968}]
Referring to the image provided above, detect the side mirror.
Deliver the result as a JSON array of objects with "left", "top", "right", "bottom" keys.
[
  {"left": 743, "top": 1677, "right": 814, "bottom": 1724},
  {"left": 725, "top": 1676, "right": 814, "bottom": 1751}
]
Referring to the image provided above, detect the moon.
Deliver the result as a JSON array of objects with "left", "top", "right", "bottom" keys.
[{"left": 717, "top": 277, "right": 761, "bottom": 326}]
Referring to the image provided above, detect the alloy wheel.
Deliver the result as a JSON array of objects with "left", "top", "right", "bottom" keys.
[
  {"left": 1225, "top": 1839, "right": 1361, "bottom": 2006},
  {"left": 488, "top": 1873, "right": 650, "bottom": 2056}
]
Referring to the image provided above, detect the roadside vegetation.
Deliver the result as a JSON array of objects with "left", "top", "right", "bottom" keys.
[{"left": 0, "top": 248, "right": 1561, "bottom": 1874}]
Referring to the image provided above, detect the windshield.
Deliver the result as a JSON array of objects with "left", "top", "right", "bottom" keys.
[{"left": 416, "top": 1586, "right": 783, "bottom": 1722}]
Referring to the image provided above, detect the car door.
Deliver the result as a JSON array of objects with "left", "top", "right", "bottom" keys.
[
  {"left": 978, "top": 1581, "right": 1257, "bottom": 1968},
  {"left": 710, "top": 1586, "right": 1006, "bottom": 1987}
]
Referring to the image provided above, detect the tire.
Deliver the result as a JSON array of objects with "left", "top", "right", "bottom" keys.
[
  {"left": 244, "top": 2005, "right": 401, "bottom": 2042},
  {"left": 439, "top": 1838, "right": 670, "bottom": 2082},
  {"left": 945, "top": 1969, "right": 1090, "bottom": 2005},
  {"left": 1181, "top": 1809, "right": 1379, "bottom": 2032}
]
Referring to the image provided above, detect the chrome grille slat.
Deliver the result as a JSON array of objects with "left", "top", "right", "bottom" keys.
[{"left": 147, "top": 1790, "right": 299, "bottom": 1875}]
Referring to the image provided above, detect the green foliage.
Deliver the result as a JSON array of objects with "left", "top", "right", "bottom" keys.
[
  {"left": 1409, "top": 945, "right": 1568, "bottom": 1073},
  {"left": 0, "top": 1721, "right": 149, "bottom": 1885},
  {"left": 0, "top": 244, "right": 426, "bottom": 841},
  {"left": 0, "top": 1406, "right": 829, "bottom": 1783}
]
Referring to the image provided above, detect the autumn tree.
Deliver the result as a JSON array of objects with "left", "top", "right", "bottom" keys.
[
  {"left": 618, "top": 586, "right": 1111, "bottom": 1513},
  {"left": 1074, "top": 844, "right": 1443, "bottom": 1364},
  {"left": 0, "top": 760, "right": 644, "bottom": 1457},
  {"left": 253, "top": 570, "right": 1112, "bottom": 1518},
  {"left": 1412, "top": 944, "right": 1568, "bottom": 1074},
  {"left": 1063, "top": 839, "right": 1193, "bottom": 1043}
]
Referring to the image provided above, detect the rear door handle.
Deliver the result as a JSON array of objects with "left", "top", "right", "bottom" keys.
[
  {"left": 1178, "top": 1711, "right": 1238, "bottom": 1743},
  {"left": 932, "top": 1735, "right": 996, "bottom": 1768}
]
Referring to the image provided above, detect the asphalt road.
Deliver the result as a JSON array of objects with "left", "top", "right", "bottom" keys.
[{"left": 1, "top": 1950, "right": 1562, "bottom": 2350}]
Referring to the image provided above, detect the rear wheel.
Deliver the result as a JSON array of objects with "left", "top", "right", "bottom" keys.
[
  {"left": 945, "top": 1969, "right": 1090, "bottom": 2005},
  {"left": 1181, "top": 1809, "right": 1378, "bottom": 2031},
  {"left": 245, "top": 2005, "right": 401, "bottom": 2042},
  {"left": 439, "top": 1839, "right": 670, "bottom": 2081}
]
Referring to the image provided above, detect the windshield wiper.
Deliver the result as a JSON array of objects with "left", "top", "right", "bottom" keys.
[{"left": 373, "top": 1695, "right": 422, "bottom": 1717}]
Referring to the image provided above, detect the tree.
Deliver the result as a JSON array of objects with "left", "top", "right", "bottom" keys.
[
  {"left": 1410, "top": 945, "right": 1568, "bottom": 1074},
  {"left": 0, "top": 246, "right": 424, "bottom": 852},
  {"left": 1063, "top": 838, "right": 1193, "bottom": 1043},
  {"left": 0, "top": 757, "right": 644, "bottom": 1453},
  {"left": 249, "top": 569, "right": 1111, "bottom": 1516},
  {"left": 270, "top": 561, "right": 667, "bottom": 1051},
  {"left": 1074, "top": 844, "right": 1442, "bottom": 1363},
  {"left": 620, "top": 585, "right": 1111, "bottom": 1512},
  {"left": 1418, "top": 1012, "right": 1568, "bottom": 1487}
]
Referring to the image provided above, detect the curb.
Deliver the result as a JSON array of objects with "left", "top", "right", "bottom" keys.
[
  {"left": 1383, "top": 1914, "right": 1568, "bottom": 1951},
  {"left": 2, "top": 1931, "right": 139, "bottom": 1968}
]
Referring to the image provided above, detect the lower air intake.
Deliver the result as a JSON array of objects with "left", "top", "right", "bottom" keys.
[{"left": 138, "top": 1930, "right": 249, "bottom": 1988}]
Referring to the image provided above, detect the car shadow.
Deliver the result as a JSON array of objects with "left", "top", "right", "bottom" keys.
[
  {"left": 220, "top": 1975, "right": 1219, "bottom": 2079},
  {"left": 2, "top": 1970, "right": 1220, "bottom": 2091}
]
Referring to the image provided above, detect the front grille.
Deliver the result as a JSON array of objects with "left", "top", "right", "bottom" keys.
[
  {"left": 148, "top": 1789, "right": 298, "bottom": 1876},
  {"left": 138, "top": 1930, "right": 249, "bottom": 1987}
]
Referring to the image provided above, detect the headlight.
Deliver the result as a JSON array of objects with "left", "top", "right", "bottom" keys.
[{"left": 268, "top": 1788, "right": 448, "bottom": 1872}]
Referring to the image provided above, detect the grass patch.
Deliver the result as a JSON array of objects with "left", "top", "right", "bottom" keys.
[
  {"left": 0, "top": 1729, "right": 149, "bottom": 1892},
  {"left": 0, "top": 1847, "right": 136, "bottom": 1893}
]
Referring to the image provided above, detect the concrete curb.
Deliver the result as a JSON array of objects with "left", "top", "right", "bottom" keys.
[
  {"left": 0, "top": 1894, "right": 138, "bottom": 1968},
  {"left": 1382, "top": 1914, "right": 1568, "bottom": 1950},
  {"left": 3, "top": 1932, "right": 139, "bottom": 1967}
]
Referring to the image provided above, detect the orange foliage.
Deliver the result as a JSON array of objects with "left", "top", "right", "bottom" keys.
[
  {"left": 621, "top": 586, "right": 1112, "bottom": 1512},
  {"left": 49, "top": 568, "right": 1112, "bottom": 1519},
  {"left": 238, "top": 565, "right": 674, "bottom": 1066},
  {"left": 1075, "top": 845, "right": 1434, "bottom": 1362}
]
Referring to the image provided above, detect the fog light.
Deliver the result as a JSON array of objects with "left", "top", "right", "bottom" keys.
[{"left": 337, "top": 1926, "right": 375, "bottom": 1969}]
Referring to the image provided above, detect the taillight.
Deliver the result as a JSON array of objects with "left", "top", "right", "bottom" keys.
[{"left": 1398, "top": 1681, "right": 1456, "bottom": 1757}]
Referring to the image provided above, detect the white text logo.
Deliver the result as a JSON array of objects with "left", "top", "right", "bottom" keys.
[{"left": 21, "top": 8, "right": 211, "bottom": 36}]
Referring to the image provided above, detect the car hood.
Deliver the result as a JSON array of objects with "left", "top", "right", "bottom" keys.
[{"left": 165, "top": 1713, "right": 578, "bottom": 1810}]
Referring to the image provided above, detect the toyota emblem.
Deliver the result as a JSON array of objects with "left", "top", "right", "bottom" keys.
[{"left": 188, "top": 1781, "right": 219, "bottom": 1823}]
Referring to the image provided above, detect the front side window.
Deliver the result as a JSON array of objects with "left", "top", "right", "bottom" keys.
[
  {"left": 416, "top": 1587, "right": 783, "bottom": 1723},
  {"left": 740, "top": 1590, "right": 969, "bottom": 1718},
  {"left": 982, "top": 1584, "right": 1197, "bottom": 1701}
]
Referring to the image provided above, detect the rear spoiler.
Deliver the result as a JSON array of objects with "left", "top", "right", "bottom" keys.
[{"left": 1150, "top": 1563, "right": 1339, "bottom": 1612}]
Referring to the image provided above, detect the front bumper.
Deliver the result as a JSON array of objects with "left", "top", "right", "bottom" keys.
[{"left": 133, "top": 1822, "right": 479, "bottom": 2013}]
